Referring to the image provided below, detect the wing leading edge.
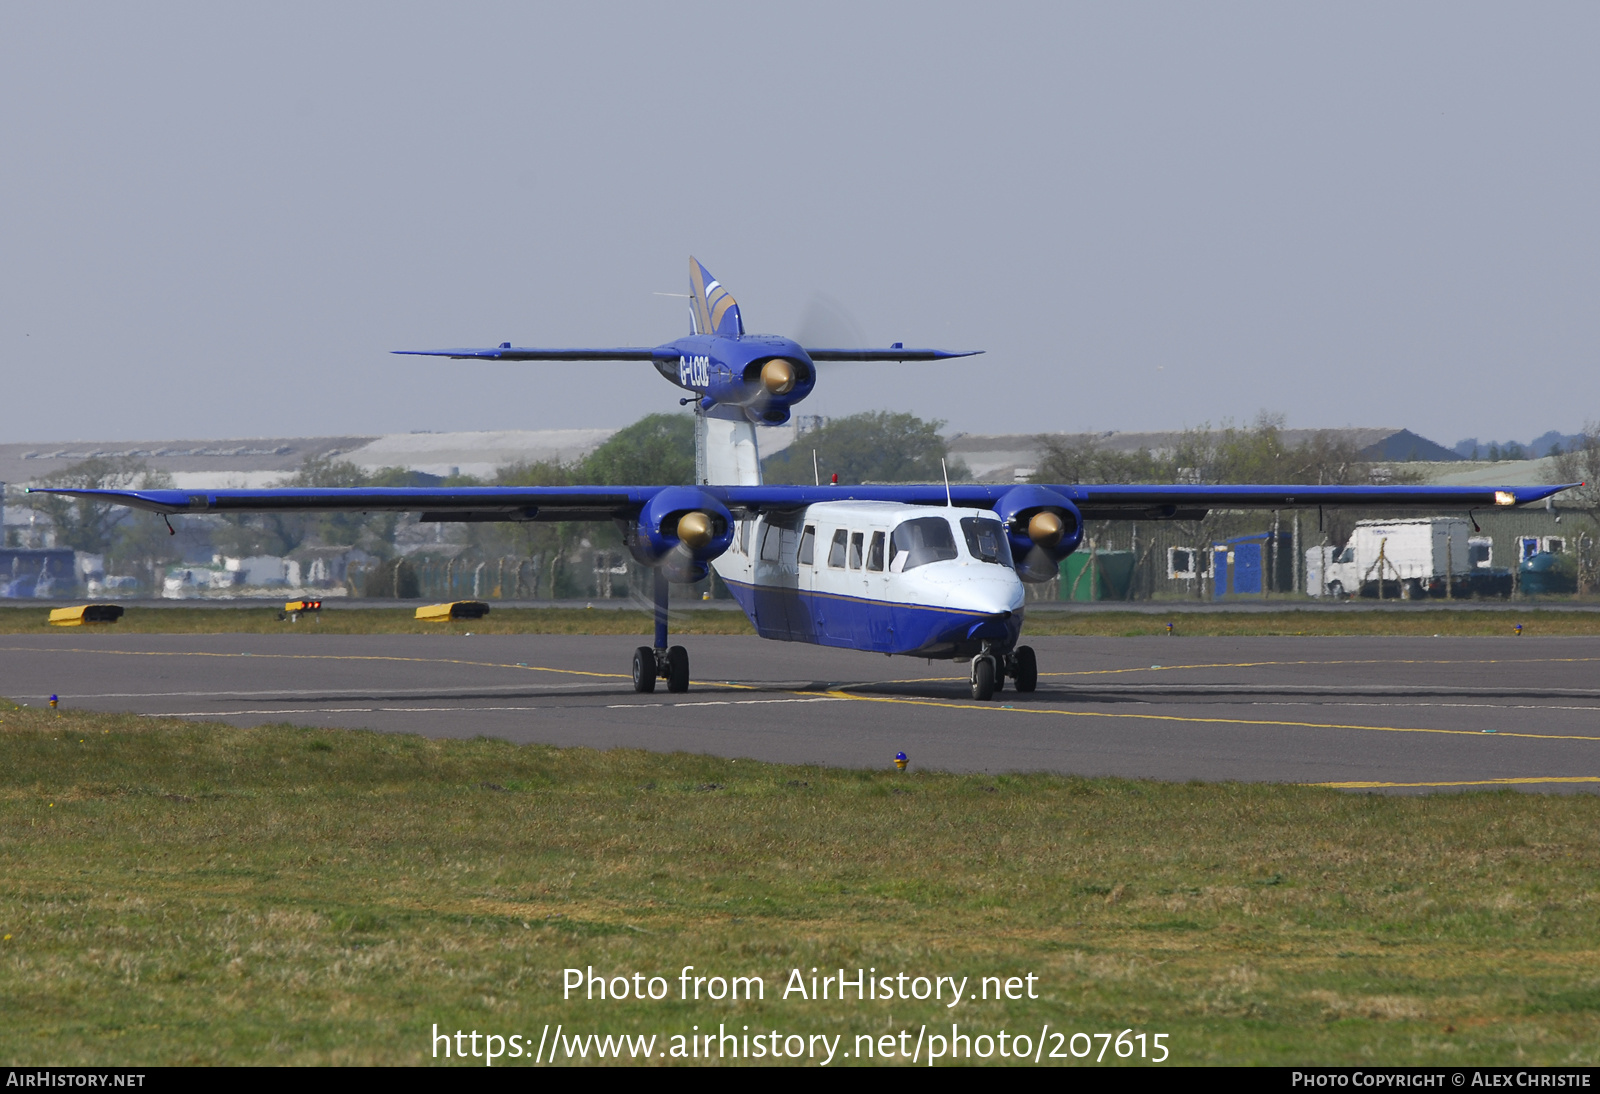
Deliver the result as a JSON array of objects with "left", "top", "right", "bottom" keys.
[
  {"left": 393, "top": 346, "right": 980, "bottom": 362},
  {"left": 29, "top": 481, "right": 1576, "bottom": 522}
]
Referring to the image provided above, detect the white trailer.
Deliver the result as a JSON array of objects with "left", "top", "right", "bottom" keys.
[{"left": 1306, "top": 517, "right": 1489, "bottom": 599}]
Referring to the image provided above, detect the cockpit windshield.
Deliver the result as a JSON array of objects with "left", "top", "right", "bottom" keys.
[
  {"left": 960, "top": 517, "right": 1013, "bottom": 566},
  {"left": 889, "top": 516, "right": 959, "bottom": 572}
]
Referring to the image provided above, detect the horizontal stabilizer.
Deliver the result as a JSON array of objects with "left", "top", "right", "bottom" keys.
[
  {"left": 394, "top": 347, "right": 665, "bottom": 361},
  {"left": 803, "top": 347, "right": 982, "bottom": 361}
]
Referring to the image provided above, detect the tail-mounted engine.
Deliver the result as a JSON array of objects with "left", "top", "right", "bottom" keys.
[
  {"left": 732, "top": 356, "right": 813, "bottom": 424},
  {"left": 995, "top": 485, "right": 1083, "bottom": 583},
  {"left": 628, "top": 487, "right": 735, "bottom": 583}
]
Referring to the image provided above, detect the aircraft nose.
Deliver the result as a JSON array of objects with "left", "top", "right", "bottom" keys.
[{"left": 932, "top": 565, "right": 1026, "bottom": 617}]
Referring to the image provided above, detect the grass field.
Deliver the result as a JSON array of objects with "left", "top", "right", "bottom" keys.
[
  {"left": 2, "top": 704, "right": 1597, "bottom": 1066},
  {"left": 4, "top": 604, "right": 1600, "bottom": 638}
]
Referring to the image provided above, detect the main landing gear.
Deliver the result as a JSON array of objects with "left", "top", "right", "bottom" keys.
[
  {"left": 632, "top": 567, "right": 691, "bottom": 694},
  {"left": 970, "top": 644, "right": 1037, "bottom": 701}
]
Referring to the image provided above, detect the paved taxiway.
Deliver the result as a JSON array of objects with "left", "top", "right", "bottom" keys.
[{"left": 5, "top": 633, "right": 1599, "bottom": 791}]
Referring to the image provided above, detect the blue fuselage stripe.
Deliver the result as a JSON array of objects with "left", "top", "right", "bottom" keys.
[{"left": 718, "top": 577, "right": 1023, "bottom": 657}]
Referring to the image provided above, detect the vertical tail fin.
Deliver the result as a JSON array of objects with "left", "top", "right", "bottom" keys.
[
  {"left": 688, "top": 257, "right": 744, "bottom": 338},
  {"left": 695, "top": 408, "right": 763, "bottom": 486}
]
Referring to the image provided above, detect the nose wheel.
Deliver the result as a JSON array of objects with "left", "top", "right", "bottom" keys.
[{"left": 970, "top": 655, "right": 996, "bottom": 700}]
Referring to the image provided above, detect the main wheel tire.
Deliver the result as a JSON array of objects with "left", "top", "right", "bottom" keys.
[
  {"left": 665, "top": 645, "right": 690, "bottom": 693},
  {"left": 1013, "top": 645, "right": 1038, "bottom": 693},
  {"left": 993, "top": 663, "right": 1006, "bottom": 693},
  {"left": 632, "top": 646, "right": 656, "bottom": 693},
  {"left": 971, "top": 656, "right": 995, "bottom": 701}
]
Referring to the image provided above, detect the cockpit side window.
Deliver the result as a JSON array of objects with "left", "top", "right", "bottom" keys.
[
  {"left": 890, "top": 516, "right": 960, "bottom": 572},
  {"left": 960, "top": 516, "right": 1013, "bottom": 566},
  {"left": 759, "top": 521, "right": 782, "bottom": 562}
]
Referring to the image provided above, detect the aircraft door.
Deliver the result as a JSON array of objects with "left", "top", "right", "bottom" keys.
[
  {"left": 795, "top": 522, "right": 820, "bottom": 642},
  {"left": 861, "top": 528, "right": 891, "bottom": 650},
  {"left": 814, "top": 527, "right": 854, "bottom": 646},
  {"left": 752, "top": 513, "right": 808, "bottom": 641}
]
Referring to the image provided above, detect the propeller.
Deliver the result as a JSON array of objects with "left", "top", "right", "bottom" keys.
[
  {"left": 760, "top": 358, "right": 797, "bottom": 396},
  {"left": 676, "top": 510, "right": 715, "bottom": 550},
  {"left": 1027, "top": 510, "right": 1066, "bottom": 548},
  {"left": 794, "top": 291, "right": 870, "bottom": 350}
]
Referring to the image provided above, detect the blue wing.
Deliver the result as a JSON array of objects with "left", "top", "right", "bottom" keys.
[
  {"left": 26, "top": 486, "right": 647, "bottom": 522},
  {"left": 802, "top": 347, "right": 982, "bottom": 361},
  {"left": 393, "top": 346, "right": 980, "bottom": 362},
  {"left": 27, "top": 481, "right": 1576, "bottom": 520},
  {"left": 721, "top": 482, "right": 1575, "bottom": 518},
  {"left": 393, "top": 347, "right": 665, "bottom": 361}
]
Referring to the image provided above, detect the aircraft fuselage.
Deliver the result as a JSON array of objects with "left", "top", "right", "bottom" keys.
[
  {"left": 713, "top": 501, "right": 1026, "bottom": 660},
  {"left": 651, "top": 334, "right": 816, "bottom": 423}
]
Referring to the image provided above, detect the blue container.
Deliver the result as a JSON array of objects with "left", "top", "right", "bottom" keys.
[{"left": 1519, "top": 552, "right": 1575, "bottom": 596}]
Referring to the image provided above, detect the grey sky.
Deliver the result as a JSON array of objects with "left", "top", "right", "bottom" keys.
[{"left": 4, "top": 3, "right": 1597, "bottom": 445}]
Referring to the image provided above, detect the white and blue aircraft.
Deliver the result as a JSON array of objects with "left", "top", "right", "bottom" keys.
[{"left": 34, "top": 260, "right": 1577, "bottom": 700}]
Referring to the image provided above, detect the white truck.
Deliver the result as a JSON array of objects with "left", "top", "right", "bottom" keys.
[{"left": 1306, "top": 517, "right": 1506, "bottom": 599}]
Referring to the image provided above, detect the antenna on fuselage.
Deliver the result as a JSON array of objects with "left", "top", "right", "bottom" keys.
[
  {"left": 813, "top": 449, "right": 819, "bottom": 487},
  {"left": 941, "top": 459, "right": 952, "bottom": 507}
]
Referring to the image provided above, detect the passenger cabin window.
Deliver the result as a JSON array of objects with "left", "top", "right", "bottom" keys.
[
  {"left": 866, "top": 531, "right": 885, "bottom": 572},
  {"left": 849, "top": 532, "right": 864, "bottom": 570},
  {"left": 890, "top": 516, "right": 959, "bottom": 572},
  {"left": 960, "top": 517, "right": 1013, "bottom": 566},
  {"left": 828, "top": 529, "right": 848, "bottom": 568},
  {"left": 799, "top": 525, "right": 816, "bottom": 566}
]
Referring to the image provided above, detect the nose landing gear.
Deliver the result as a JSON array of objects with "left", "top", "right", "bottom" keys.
[
  {"left": 970, "top": 654, "right": 997, "bottom": 700},
  {"left": 970, "top": 644, "right": 1037, "bottom": 701}
]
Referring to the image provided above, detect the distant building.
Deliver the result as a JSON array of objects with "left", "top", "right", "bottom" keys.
[{"left": 947, "top": 427, "right": 1462, "bottom": 484}]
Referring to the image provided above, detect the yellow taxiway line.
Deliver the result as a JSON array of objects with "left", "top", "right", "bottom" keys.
[{"left": 815, "top": 689, "right": 1600, "bottom": 744}]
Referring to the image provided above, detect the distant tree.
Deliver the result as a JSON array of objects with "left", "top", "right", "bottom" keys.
[
  {"left": 763, "top": 411, "right": 968, "bottom": 484},
  {"left": 476, "top": 459, "right": 589, "bottom": 597},
  {"left": 1032, "top": 414, "right": 1377, "bottom": 488},
  {"left": 208, "top": 456, "right": 424, "bottom": 558},
  {"left": 1549, "top": 424, "right": 1600, "bottom": 516},
  {"left": 28, "top": 457, "right": 173, "bottom": 553},
  {"left": 579, "top": 413, "right": 695, "bottom": 486},
  {"left": 1031, "top": 437, "right": 1175, "bottom": 485},
  {"left": 446, "top": 413, "right": 698, "bottom": 602},
  {"left": 1033, "top": 413, "right": 1411, "bottom": 597},
  {"left": 1549, "top": 425, "right": 1600, "bottom": 595}
]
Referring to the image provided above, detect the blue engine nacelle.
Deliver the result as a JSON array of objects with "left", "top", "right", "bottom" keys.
[
  {"left": 699, "top": 356, "right": 814, "bottom": 425},
  {"left": 629, "top": 487, "right": 736, "bottom": 583},
  {"left": 995, "top": 485, "right": 1083, "bottom": 584}
]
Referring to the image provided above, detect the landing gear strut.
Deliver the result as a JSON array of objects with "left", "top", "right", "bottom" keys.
[
  {"left": 632, "top": 567, "right": 690, "bottom": 694},
  {"left": 970, "top": 654, "right": 996, "bottom": 701}
]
